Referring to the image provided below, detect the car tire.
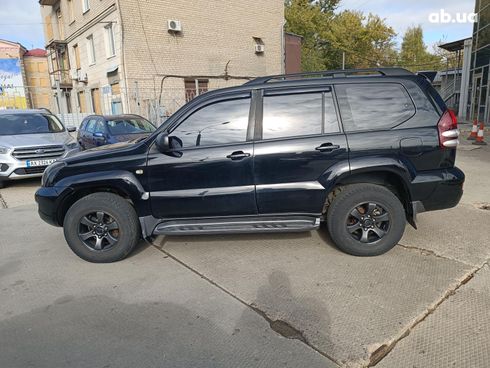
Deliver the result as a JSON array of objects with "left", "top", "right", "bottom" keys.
[
  {"left": 0, "top": 180, "right": 5, "bottom": 189},
  {"left": 326, "top": 184, "right": 406, "bottom": 256},
  {"left": 63, "top": 192, "right": 140, "bottom": 263}
]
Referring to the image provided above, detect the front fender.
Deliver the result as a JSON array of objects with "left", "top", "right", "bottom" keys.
[{"left": 55, "top": 170, "right": 150, "bottom": 223}]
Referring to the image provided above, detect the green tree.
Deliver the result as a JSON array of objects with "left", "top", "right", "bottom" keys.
[
  {"left": 284, "top": 0, "right": 339, "bottom": 71},
  {"left": 399, "top": 26, "right": 442, "bottom": 71},
  {"left": 324, "top": 11, "right": 397, "bottom": 69},
  {"left": 285, "top": 1, "right": 398, "bottom": 71}
]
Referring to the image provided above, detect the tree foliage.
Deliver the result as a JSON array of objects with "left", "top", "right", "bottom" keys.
[
  {"left": 285, "top": 1, "right": 443, "bottom": 72},
  {"left": 399, "top": 26, "right": 442, "bottom": 71}
]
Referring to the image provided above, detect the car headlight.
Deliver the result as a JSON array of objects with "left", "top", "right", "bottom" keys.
[
  {"left": 42, "top": 161, "right": 66, "bottom": 187},
  {"left": 0, "top": 146, "right": 9, "bottom": 154}
]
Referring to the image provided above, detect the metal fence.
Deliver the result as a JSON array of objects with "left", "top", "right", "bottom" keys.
[{"left": 0, "top": 79, "right": 248, "bottom": 128}]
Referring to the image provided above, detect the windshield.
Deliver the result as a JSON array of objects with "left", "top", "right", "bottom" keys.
[
  {"left": 107, "top": 118, "right": 156, "bottom": 135},
  {"left": 0, "top": 113, "right": 65, "bottom": 135}
]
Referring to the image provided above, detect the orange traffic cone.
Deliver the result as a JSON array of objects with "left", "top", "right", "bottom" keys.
[
  {"left": 468, "top": 119, "right": 478, "bottom": 140},
  {"left": 473, "top": 122, "right": 487, "bottom": 145}
]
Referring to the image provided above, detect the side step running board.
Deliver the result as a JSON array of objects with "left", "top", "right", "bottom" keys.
[{"left": 153, "top": 216, "right": 321, "bottom": 236}]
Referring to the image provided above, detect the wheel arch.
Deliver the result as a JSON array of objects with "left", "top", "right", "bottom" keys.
[
  {"left": 320, "top": 162, "right": 414, "bottom": 224},
  {"left": 54, "top": 170, "right": 148, "bottom": 226}
]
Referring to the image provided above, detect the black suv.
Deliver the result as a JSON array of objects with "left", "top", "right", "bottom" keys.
[{"left": 35, "top": 68, "right": 464, "bottom": 263}]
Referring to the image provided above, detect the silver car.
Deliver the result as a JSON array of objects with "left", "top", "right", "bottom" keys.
[{"left": 0, "top": 109, "right": 79, "bottom": 188}]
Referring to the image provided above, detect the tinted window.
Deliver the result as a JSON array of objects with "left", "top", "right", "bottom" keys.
[
  {"left": 172, "top": 98, "right": 250, "bottom": 148},
  {"left": 0, "top": 113, "right": 64, "bottom": 135},
  {"left": 262, "top": 92, "right": 339, "bottom": 139},
  {"left": 107, "top": 118, "right": 156, "bottom": 135},
  {"left": 86, "top": 119, "right": 96, "bottom": 133},
  {"left": 336, "top": 83, "right": 415, "bottom": 131},
  {"left": 94, "top": 121, "right": 106, "bottom": 134},
  {"left": 80, "top": 121, "right": 87, "bottom": 131}
]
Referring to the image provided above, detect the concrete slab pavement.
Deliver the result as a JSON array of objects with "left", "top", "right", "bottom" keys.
[
  {"left": 0, "top": 177, "right": 40, "bottom": 209},
  {"left": 157, "top": 228, "right": 475, "bottom": 367},
  {"left": 0, "top": 205, "right": 336, "bottom": 368},
  {"left": 400, "top": 203, "right": 490, "bottom": 266},
  {"left": 377, "top": 264, "right": 490, "bottom": 368}
]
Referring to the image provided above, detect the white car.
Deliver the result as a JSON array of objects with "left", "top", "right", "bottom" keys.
[{"left": 0, "top": 109, "right": 79, "bottom": 188}]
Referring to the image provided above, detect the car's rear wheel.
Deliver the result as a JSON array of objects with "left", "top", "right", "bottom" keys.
[
  {"left": 326, "top": 184, "right": 406, "bottom": 256},
  {"left": 63, "top": 192, "right": 140, "bottom": 263}
]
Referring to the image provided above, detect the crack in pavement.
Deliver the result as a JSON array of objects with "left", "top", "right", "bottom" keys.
[
  {"left": 0, "top": 192, "right": 8, "bottom": 209},
  {"left": 151, "top": 238, "right": 485, "bottom": 368},
  {"left": 398, "top": 243, "right": 475, "bottom": 267},
  {"left": 366, "top": 260, "right": 488, "bottom": 367},
  {"left": 150, "top": 240, "right": 341, "bottom": 367}
]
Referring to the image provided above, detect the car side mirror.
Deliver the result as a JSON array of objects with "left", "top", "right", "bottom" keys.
[
  {"left": 155, "top": 132, "right": 170, "bottom": 153},
  {"left": 67, "top": 126, "right": 77, "bottom": 132}
]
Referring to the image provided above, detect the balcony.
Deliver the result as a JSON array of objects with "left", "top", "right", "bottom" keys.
[
  {"left": 50, "top": 70, "right": 73, "bottom": 88},
  {"left": 39, "top": 0, "right": 59, "bottom": 5}
]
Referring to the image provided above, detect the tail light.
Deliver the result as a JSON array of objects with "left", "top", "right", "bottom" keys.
[{"left": 438, "top": 109, "right": 459, "bottom": 148}]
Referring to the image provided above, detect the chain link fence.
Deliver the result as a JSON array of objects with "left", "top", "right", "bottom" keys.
[{"left": 0, "top": 77, "right": 250, "bottom": 128}]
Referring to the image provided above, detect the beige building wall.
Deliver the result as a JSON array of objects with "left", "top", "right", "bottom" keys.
[
  {"left": 41, "top": 0, "right": 123, "bottom": 114},
  {"left": 23, "top": 55, "right": 51, "bottom": 109},
  {"left": 40, "top": 0, "right": 284, "bottom": 119}
]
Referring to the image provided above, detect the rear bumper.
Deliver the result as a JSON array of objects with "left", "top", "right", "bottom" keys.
[
  {"left": 411, "top": 166, "right": 464, "bottom": 213},
  {"left": 35, "top": 186, "right": 72, "bottom": 227}
]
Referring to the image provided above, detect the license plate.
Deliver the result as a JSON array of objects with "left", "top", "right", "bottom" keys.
[{"left": 26, "top": 159, "right": 56, "bottom": 167}]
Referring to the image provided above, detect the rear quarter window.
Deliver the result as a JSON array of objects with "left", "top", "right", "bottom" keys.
[{"left": 335, "top": 83, "right": 415, "bottom": 132}]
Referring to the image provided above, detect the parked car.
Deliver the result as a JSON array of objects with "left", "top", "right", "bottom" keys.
[
  {"left": 36, "top": 68, "right": 464, "bottom": 263},
  {"left": 77, "top": 114, "right": 156, "bottom": 150},
  {"left": 0, "top": 109, "right": 79, "bottom": 188}
]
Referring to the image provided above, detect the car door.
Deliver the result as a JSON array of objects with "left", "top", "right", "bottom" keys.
[
  {"left": 147, "top": 92, "right": 257, "bottom": 219},
  {"left": 93, "top": 119, "right": 108, "bottom": 147},
  {"left": 77, "top": 120, "right": 87, "bottom": 147},
  {"left": 253, "top": 86, "right": 349, "bottom": 215},
  {"left": 83, "top": 119, "right": 97, "bottom": 149}
]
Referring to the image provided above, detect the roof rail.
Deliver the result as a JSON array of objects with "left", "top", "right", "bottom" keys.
[{"left": 244, "top": 67, "right": 414, "bottom": 86}]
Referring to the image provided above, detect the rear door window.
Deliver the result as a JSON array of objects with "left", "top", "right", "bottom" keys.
[
  {"left": 261, "top": 90, "right": 339, "bottom": 140},
  {"left": 335, "top": 83, "right": 415, "bottom": 132}
]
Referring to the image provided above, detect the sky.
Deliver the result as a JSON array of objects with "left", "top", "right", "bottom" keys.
[
  {"left": 0, "top": 0, "right": 477, "bottom": 51},
  {"left": 337, "top": 0, "right": 476, "bottom": 49}
]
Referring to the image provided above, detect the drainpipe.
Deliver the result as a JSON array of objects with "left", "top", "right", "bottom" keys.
[
  {"left": 458, "top": 39, "right": 472, "bottom": 122},
  {"left": 115, "top": 0, "right": 130, "bottom": 113}
]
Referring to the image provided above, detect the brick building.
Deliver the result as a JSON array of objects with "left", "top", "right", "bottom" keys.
[
  {"left": 39, "top": 0, "right": 285, "bottom": 122},
  {"left": 0, "top": 39, "right": 50, "bottom": 110}
]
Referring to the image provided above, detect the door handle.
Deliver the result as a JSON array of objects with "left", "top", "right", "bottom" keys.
[
  {"left": 315, "top": 143, "right": 340, "bottom": 152},
  {"left": 226, "top": 151, "right": 251, "bottom": 160}
]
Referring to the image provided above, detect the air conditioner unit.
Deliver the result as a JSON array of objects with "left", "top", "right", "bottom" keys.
[
  {"left": 78, "top": 72, "right": 88, "bottom": 82},
  {"left": 255, "top": 44, "right": 265, "bottom": 54},
  {"left": 167, "top": 19, "right": 182, "bottom": 32}
]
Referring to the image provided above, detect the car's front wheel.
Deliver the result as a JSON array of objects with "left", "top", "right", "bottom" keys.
[
  {"left": 63, "top": 192, "right": 140, "bottom": 263},
  {"left": 326, "top": 184, "right": 406, "bottom": 256}
]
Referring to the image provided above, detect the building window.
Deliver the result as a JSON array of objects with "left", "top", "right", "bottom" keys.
[
  {"left": 82, "top": 0, "right": 90, "bottom": 13},
  {"left": 86, "top": 35, "right": 96, "bottom": 65},
  {"left": 105, "top": 23, "right": 116, "bottom": 58},
  {"left": 73, "top": 44, "right": 81, "bottom": 70},
  {"left": 91, "top": 88, "right": 101, "bottom": 114},
  {"left": 56, "top": 8, "right": 64, "bottom": 39},
  {"left": 77, "top": 91, "right": 86, "bottom": 113},
  {"left": 67, "top": 0, "right": 75, "bottom": 23},
  {"left": 184, "top": 79, "right": 208, "bottom": 102}
]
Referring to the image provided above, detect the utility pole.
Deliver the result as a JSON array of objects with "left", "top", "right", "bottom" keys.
[{"left": 342, "top": 52, "right": 346, "bottom": 70}]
